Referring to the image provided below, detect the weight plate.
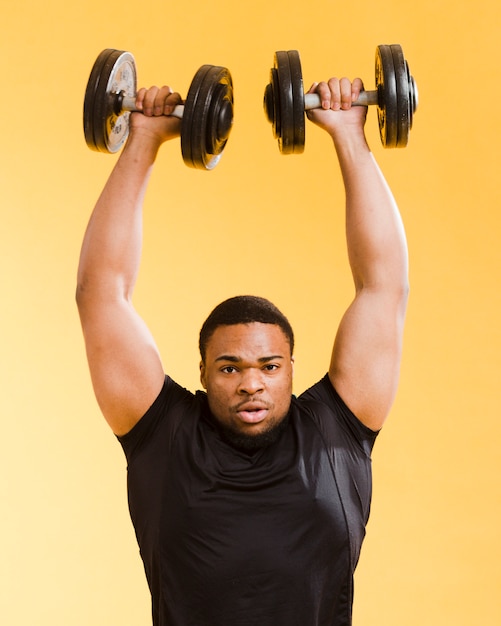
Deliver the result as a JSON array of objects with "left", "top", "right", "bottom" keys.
[
  {"left": 264, "top": 51, "right": 303, "bottom": 154},
  {"left": 264, "top": 66, "right": 284, "bottom": 142},
  {"left": 287, "top": 50, "right": 306, "bottom": 154},
  {"left": 181, "top": 65, "right": 234, "bottom": 170},
  {"left": 406, "top": 60, "right": 418, "bottom": 130},
  {"left": 390, "top": 44, "right": 410, "bottom": 148},
  {"left": 274, "top": 51, "right": 295, "bottom": 154},
  {"left": 264, "top": 68, "right": 279, "bottom": 139},
  {"left": 83, "top": 49, "right": 136, "bottom": 153},
  {"left": 83, "top": 49, "right": 114, "bottom": 150},
  {"left": 375, "top": 45, "right": 398, "bottom": 148}
]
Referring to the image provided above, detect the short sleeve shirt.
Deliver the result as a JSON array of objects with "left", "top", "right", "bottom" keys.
[{"left": 118, "top": 374, "right": 378, "bottom": 626}]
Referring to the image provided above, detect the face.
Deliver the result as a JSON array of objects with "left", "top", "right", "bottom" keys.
[{"left": 200, "top": 323, "right": 294, "bottom": 448}]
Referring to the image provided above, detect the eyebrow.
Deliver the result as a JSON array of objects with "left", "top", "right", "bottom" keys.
[{"left": 214, "top": 355, "right": 285, "bottom": 363}]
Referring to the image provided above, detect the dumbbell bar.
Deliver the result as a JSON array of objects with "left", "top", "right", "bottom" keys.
[
  {"left": 83, "top": 49, "right": 234, "bottom": 170},
  {"left": 264, "top": 44, "right": 418, "bottom": 153}
]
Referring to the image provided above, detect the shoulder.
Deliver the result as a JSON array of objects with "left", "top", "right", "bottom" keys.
[
  {"left": 295, "top": 374, "right": 379, "bottom": 454},
  {"left": 117, "top": 376, "right": 205, "bottom": 460}
]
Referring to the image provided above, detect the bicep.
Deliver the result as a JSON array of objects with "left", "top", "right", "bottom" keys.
[
  {"left": 78, "top": 297, "right": 165, "bottom": 436},
  {"left": 328, "top": 287, "right": 408, "bottom": 431}
]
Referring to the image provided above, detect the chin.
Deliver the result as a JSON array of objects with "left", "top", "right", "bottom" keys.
[{"left": 217, "top": 414, "right": 290, "bottom": 453}]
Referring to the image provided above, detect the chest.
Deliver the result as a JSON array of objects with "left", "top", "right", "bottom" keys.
[{"left": 159, "top": 423, "right": 348, "bottom": 576}]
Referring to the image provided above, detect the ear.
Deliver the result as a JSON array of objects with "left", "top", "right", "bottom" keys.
[{"left": 200, "top": 361, "right": 207, "bottom": 389}]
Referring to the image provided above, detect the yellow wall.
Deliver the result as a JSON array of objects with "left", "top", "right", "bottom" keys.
[{"left": 1, "top": 1, "right": 500, "bottom": 624}]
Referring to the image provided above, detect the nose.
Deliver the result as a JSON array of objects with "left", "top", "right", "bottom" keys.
[{"left": 238, "top": 368, "right": 264, "bottom": 395}]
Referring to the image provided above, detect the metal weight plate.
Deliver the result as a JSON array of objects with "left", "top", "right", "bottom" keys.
[
  {"left": 181, "top": 65, "right": 234, "bottom": 170},
  {"left": 287, "top": 50, "right": 306, "bottom": 154},
  {"left": 84, "top": 49, "right": 115, "bottom": 150},
  {"left": 274, "top": 51, "right": 295, "bottom": 154},
  {"left": 375, "top": 45, "right": 398, "bottom": 148},
  {"left": 83, "top": 49, "right": 136, "bottom": 153},
  {"left": 406, "top": 60, "right": 418, "bottom": 131},
  {"left": 263, "top": 51, "right": 304, "bottom": 154},
  {"left": 390, "top": 44, "right": 410, "bottom": 148},
  {"left": 264, "top": 67, "right": 281, "bottom": 140}
]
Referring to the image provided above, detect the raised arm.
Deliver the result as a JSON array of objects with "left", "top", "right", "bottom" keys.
[
  {"left": 307, "top": 78, "right": 409, "bottom": 431},
  {"left": 76, "top": 87, "right": 182, "bottom": 436}
]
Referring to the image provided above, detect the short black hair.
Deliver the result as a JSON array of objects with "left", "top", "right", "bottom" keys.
[{"left": 199, "top": 295, "right": 294, "bottom": 362}]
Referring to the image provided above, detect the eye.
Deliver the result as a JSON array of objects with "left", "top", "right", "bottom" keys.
[
  {"left": 263, "top": 363, "right": 279, "bottom": 372},
  {"left": 221, "top": 365, "right": 238, "bottom": 374}
]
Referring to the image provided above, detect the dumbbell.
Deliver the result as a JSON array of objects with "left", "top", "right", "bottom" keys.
[
  {"left": 83, "top": 49, "right": 234, "bottom": 170},
  {"left": 264, "top": 44, "right": 418, "bottom": 153}
]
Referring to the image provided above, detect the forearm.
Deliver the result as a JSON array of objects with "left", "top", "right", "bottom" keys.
[
  {"left": 76, "top": 132, "right": 161, "bottom": 303},
  {"left": 332, "top": 129, "right": 408, "bottom": 293}
]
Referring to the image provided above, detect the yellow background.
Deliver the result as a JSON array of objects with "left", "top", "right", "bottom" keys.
[{"left": 1, "top": 0, "right": 500, "bottom": 624}]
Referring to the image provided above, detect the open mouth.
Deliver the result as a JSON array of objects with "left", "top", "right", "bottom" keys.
[{"left": 236, "top": 406, "right": 269, "bottom": 424}]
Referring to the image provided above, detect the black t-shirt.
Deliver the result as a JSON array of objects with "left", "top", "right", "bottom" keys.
[{"left": 118, "top": 374, "right": 378, "bottom": 626}]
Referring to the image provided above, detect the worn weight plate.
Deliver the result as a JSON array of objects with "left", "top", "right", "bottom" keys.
[
  {"left": 375, "top": 45, "right": 398, "bottom": 148},
  {"left": 287, "top": 50, "right": 306, "bottom": 154},
  {"left": 390, "top": 44, "right": 410, "bottom": 148},
  {"left": 83, "top": 49, "right": 136, "bottom": 153},
  {"left": 181, "top": 65, "right": 234, "bottom": 170}
]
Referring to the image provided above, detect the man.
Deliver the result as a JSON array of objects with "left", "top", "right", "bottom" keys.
[{"left": 76, "top": 75, "right": 408, "bottom": 625}]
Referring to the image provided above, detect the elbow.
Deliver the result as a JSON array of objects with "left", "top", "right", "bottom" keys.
[
  {"left": 402, "top": 273, "right": 410, "bottom": 301},
  {"left": 75, "top": 277, "right": 91, "bottom": 315},
  {"left": 75, "top": 282, "right": 84, "bottom": 304},
  {"left": 393, "top": 275, "right": 410, "bottom": 310},
  {"left": 356, "top": 273, "right": 410, "bottom": 302},
  {"left": 75, "top": 272, "right": 131, "bottom": 314},
  {"left": 399, "top": 277, "right": 410, "bottom": 302},
  {"left": 397, "top": 279, "right": 410, "bottom": 319},
  {"left": 75, "top": 270, "right": 104, "bottom": 313}
]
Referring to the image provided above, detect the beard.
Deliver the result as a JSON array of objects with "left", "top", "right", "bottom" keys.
[{"left": 214, "top": 412, "right": 290, "bottom": 454}]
